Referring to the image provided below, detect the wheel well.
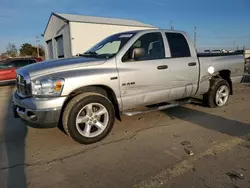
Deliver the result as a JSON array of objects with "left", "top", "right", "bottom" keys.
[
  {"left": 62, "top": 85, "right": 121, "bottom": 121},
  {"left": 212, "top": 70, "right": 232, "bottom": 95}
]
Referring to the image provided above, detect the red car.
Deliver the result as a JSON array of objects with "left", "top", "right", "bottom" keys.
[{"left": 0, "top": 57, "right": 42, "bottom": 85}]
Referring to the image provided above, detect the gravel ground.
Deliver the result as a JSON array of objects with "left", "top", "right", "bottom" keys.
[{"left": 0, "top": 82, "right": 250, "bottom": 188}]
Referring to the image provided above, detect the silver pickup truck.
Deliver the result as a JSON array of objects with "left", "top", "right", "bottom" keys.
[{"left": 13, "top": 29, "right": 244, "bottom": 144}]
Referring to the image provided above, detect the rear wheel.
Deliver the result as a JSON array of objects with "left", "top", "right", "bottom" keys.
[
  {"left": 63, "top": 92, "right": 115, "bottom": 144},
  {"left": 203, "top": 78, "right": 230, "bottom": 108}
]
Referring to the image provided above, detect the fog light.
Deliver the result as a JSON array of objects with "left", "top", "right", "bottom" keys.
[{"left": 27, "top": 111, "right": 37, "bottom": 121}]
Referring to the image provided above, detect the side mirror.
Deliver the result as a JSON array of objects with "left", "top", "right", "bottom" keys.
[{"left": 132, "top": 48, "right": 145, "bottom": 60}]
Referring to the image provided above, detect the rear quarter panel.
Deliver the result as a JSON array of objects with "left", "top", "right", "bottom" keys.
[{"left": 197, "top": 54, "right": 244, "bottom": 94}]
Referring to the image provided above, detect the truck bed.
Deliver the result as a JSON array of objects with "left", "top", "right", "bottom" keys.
[
  {"left": 196, "top": 52, "right": 245, "bottom": 95},
  {"left": 197, "top": 51, "right": 243, "bottom": 57}
]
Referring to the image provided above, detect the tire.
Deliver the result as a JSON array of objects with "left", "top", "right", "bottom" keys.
[
  {"left": 63, "top": 92, "right": 115, "bottom": 144},
  {"left": 203, "top": 78, "right": 230, "bottom": 108}
]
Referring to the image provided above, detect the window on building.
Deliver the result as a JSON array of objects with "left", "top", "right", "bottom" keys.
[
  {"left": 55, "top": 35, "right": 64, "bottom": 58},
  {"left": 46, "top": 39, "right": 54, "bottom": 59}
]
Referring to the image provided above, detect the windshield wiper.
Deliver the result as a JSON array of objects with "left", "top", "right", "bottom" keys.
[
  {"left": 102, "top": 53, "right": 116, "bottom": 58},
  {"left": 79, "top": 52, "right": 115, "bottom": 59},
  {"left": 79, "top": 51, "right": 98, "bottom": 57}
]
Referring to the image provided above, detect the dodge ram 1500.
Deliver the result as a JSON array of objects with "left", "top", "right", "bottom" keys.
[{"left": 13, "top": 29, "right": 244, "bottom": 144}]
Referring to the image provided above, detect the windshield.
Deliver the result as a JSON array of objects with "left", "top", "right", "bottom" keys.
[{"left": 81, "top": 33, "right": 135, "bottom": 58}]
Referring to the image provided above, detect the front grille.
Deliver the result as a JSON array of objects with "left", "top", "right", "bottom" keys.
[{"left": 16, "top": 74, "right": 28, "bottom": 97}]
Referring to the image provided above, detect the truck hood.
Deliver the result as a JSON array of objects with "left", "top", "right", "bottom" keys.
[{"left": 18, "top": 56, "right": 107, "bottom": 77}]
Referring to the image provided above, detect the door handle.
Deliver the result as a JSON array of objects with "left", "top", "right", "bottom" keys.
[
  {"left": 188, "top": 62, "right": 197, "bottom": 66},
  {"left": 157, "top": 65, "right": 168, "bottom": 70}
]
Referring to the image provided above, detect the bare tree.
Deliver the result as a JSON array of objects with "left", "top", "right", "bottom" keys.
[
  {"left": 6, "top": 43, "right": 18, "bottom": 57},
  {"left": 0, "top": 53, "right": 8, "bottom": 61}
]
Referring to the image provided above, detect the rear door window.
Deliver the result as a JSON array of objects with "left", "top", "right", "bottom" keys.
[{"left": 165, "top": 33, "right": 191, "bottom": 58}]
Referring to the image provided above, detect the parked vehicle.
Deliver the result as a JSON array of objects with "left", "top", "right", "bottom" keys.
[
  {"left": 13, "top": 29, "right": 244, "bottom": 144},
  {"left": 0, "top": 57, "right": 41, "bottom": 85}
]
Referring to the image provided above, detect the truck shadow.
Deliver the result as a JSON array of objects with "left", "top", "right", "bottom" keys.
[
  {"left": 163, "top": 106, "right": 250, "bottom": 139},
  {"left": 0, "top": 87, "right": 27, "bottom": 188}
]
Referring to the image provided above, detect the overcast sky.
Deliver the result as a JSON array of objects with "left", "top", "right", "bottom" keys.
[{"left": 0, "top": 0, "right": 250, "bottom": 53}]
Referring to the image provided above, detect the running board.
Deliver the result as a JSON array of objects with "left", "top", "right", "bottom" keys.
[{"left": 123, "top": 99, "right": 191, "bottom": 116}]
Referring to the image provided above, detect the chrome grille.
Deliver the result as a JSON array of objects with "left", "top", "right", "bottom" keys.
[{"left": 16, "top": 74, "right": 28, "bottom": 97}]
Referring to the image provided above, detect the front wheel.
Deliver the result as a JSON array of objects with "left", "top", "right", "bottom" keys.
[
  {"left": 203, "top": 79, "right": 230, "bottom": 108},
  {"left": 63, "top": 92, "right": 115, "bottom": 144}
]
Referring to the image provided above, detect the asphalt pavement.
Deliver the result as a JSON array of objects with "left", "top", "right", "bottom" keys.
[{"left": 0, "top": 83, "right": 250, "bottom": 188}]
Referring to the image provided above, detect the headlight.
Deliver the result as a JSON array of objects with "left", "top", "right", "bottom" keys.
[{"left": 31, "top": 77, "right": 64, "bottom": 96}]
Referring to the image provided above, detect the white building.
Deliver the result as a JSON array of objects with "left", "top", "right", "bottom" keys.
[{"left": 43, "top": 13, "right": 156, "bottom": 60}]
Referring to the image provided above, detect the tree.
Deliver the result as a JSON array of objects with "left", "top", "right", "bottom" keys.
[
  {"left": 19, "top": 43, "right": 34, "bottom": 56},
  {"left": 6, "top": 43, "right": 17, "bottom": 57},
  {"left": 0, "top": 53, "right": 8, "bottom": 61},
  {"left": 19, "top": 43, "right": 45, "bottom": 57}
]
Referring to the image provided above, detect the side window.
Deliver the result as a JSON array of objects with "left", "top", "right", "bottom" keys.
[
  {"left": 17, "top": 60, "right": 30, "bottom": 67},
  {"left": 29, "top": 60, "right": 36, "bottom": 64},
  {"left": 122, "top": 32, "right": 165, "bottom": 62},
  {"left": 9, "top": 60, "right": 20, "bottom": 67},
  {"left": 3, "top": 60, "right": 15, "bottom": 68},
  {"left": 165, "top": 33, "right": 191, "bottom": 58}
]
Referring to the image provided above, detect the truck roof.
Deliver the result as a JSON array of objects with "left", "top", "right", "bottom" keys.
[{"left": 116, "top": 29, "right": 187, "bottom": 35}]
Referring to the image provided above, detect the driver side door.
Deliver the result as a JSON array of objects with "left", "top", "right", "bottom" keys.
[{"left": 116, "top": 32, "right": 171, "bottom": 110}]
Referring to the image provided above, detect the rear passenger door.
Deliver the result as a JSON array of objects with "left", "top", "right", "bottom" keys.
[{"left": 164, "top": 32, "right": 199, "bottom": 100}]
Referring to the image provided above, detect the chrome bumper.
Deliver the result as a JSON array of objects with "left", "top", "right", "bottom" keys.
[{"left": 12, "top": 91, "right": 67, "bottom": 128}]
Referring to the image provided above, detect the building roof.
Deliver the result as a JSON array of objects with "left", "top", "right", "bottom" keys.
[{"left": 53, "top": 13, "right": 155, "bottom": 28}]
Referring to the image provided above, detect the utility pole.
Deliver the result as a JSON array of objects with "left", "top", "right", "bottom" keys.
[
  {"left": 36, "top": 36, "right": 40, "bottom": 57},
  {"left": 194, "top": 26, "right": 197, "bottom": 51},
  {"left": 170, "top": 21, "right": 174, "bottom": 30}
]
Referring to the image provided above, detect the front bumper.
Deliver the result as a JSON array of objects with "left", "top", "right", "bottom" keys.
[
  {"left": 12, "top": 91, "right": 67, "bottom": 128},
  {"left": 0, "top": 79, "right": 16, "bottom": 86}
]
